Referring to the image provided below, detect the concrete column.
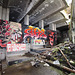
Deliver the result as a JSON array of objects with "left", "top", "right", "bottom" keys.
[
  {"left": 72, "top": 0, "right": 75, "bottom": 43},
  {"left": 49, "top": 23, "right": 56, "bottom": 31},
  {"left": 24, "top": 15, "right": 29, "bottom": 25},
  {"left": 0, "top": 7, "right": 9, "bottom": 21},
  {"left": 72, "top": 21, "right": 75, "bottom": 44},
  {"left": 39, "top": 20, "right": 44, "bottom": 29},
  {"left": 0, "top": 6, "right": 2, "bottom": 19},
  {"left": 2, "top": 8, "right": 7, "bottom": 20},
  {"left": 6, "top": 8, "right": 9, "bottom": 21}
]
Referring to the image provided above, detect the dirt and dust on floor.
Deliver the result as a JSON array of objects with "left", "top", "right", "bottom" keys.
[
  {"left": 2, "top": 60, "right": 67, "bottom": 75},
  {"left": 1, "top": 41, "right": 75, "bottom": 75}
]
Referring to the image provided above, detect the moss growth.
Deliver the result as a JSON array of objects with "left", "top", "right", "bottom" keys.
[
  {"left": 59, "top": 59, "right": 63, "bottom": 62},
  {"left": 50, "top": 66, "right": 66, "bottom": 75},
  {"left": 52, "top": 48, "right": 58, "bottom": 53},
  {"left": 54, "top": 57, "right": 57, "bottom": 60},
  {"left": 69, "top": 73, "right": 75, "bottom": 75},
  {"left": 64, "top": 47, "right": 69, "bottom": 50}
]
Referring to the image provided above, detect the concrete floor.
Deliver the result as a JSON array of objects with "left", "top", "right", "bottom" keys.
[{"left": 3, "top": 61, "right": 66, "bottom": 75}]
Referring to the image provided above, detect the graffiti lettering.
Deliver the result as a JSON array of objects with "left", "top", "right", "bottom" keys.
[
  {"left": 24, "top": 26, "right": 47, "bottom": 39},
  {"left": 47, "top": 30, "right": 57, "bottom": 46}
]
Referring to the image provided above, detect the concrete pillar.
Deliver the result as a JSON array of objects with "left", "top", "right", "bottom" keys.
[
  {"left": 0, "top": 6, "right": 2, "bottom": 19},
  {"left": 72, "top": 0, "right": 75, "bottom": 44},
  {"left": 6, "top": 8, "right": 9, "bottom": 21},
  {"left": 49, "top": 23, "right": 56, "bottom": 31},
  {"left": 2, "top": 8, "right": 7, "bottom": 20},
  {"left": 39, "top": 20, "right": 44, "bottom": 29},
  {"left": 72, "top": 21, "right": 75, "bottom": 44},
  {"left": 24, "top": 15, "right": 29, "bottom": 25},
  {"left": 0, "top": 7, "right": 9, "bottom": 21}
]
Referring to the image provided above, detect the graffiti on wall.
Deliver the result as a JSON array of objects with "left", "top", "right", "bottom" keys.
[
  {"left": 47, "top": 30, "right": 57, "bottom": 46},
  {"left": 23, "top": 26, "right": 57, "bottom": 46},
  {"left": 0, "top": 20, "right": 11, "bottom": 47},
  {"left": 24, "top": 26, "right": 47, "bottom": 39},
  {"left": 9, "top": 22, "right": 22, "bottom": 43},
  {"left": 7, "top": 44, "right": 26, "bottom": 52},
  {"left": 31, "top": 39, "right": 45, "bottom": 45},
  {"left": 0, "top": 20, "right": 22, "bottom": 48},
  {"left": 23, "top": 26, "right": 47, "bottom": 44}
]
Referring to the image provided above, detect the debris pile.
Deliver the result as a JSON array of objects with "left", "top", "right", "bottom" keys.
[{"left": 35, "top": 41, "right": 75, "bottom": 73}]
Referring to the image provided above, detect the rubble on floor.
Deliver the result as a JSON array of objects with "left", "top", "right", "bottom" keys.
[
  {"left": 31, "top": 41, "right": 75, "bottom": 74},
  {"left": 1, "top": 41, "right": 75, "bottom": 75}
]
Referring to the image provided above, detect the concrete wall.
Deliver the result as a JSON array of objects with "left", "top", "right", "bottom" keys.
[{"left": 6, "top": 44, "right": 30, "bottom": 57}]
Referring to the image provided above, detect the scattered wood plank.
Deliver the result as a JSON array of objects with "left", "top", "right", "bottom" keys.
[{"left": 44, "top": 60, "right": 75, "bottom": 73}]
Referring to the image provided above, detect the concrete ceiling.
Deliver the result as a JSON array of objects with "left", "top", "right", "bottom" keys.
[
  {"left": 0, "top": 0, "right": 69, "bottom": 29},
  {"left": 0, "top": 0, "right": 44, "bottom": 22},
  {"left": 0, "top": 0, "right": 30, "bottom": 21},
  {"left": 8, "top": 0, "right": 30, "bottom": 22},
  {"left": 44, "top": 12, "right": 67, "bottom": 26},
  {"left": 45, "top": 21, "right": 67, "bottom": 30},
  {"left": 8, "top": 0, "right": 45, "bottom": 22},
  {"left": 29, "top": 0, "right": 68, "bottom": 25},
  {"left": 56, "top": 21, "right": 67, "bottom": 28}
]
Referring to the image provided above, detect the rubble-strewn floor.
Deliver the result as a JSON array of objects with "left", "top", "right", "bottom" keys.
[{"left": 3, "top": 61, "right": 66, "bottom": 75}]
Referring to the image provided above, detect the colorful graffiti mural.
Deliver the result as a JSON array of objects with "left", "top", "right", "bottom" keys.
[
  {"left": 0, "top": 20, "right": 11, "bottom": 47},
  {"left": 9, "top": 22, "right": 22, "bottom": 43},
  {"left": 24, "top": 26, "right": 47, "bottom": 39},
  {"left": 0, "top": 20, "right": 22, "bottom": 48},
  {"left": 23, "top": 25, "right": 57, "bottom": 46},
  {"left": 23, "top": 25, "right": 47, "bottom": 44},
  {"left": 47, "top": 30, "right": 57, "bottom": 46}
]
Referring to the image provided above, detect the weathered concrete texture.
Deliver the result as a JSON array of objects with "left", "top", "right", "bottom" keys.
[
  {"left": 7, "top": 55, "right": 35, "bottom": 66},
  {"left": 3, "top": 61, "right": 66, "bottom": 75}
]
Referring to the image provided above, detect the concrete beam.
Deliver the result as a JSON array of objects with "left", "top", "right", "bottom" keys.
[
  {"left": 56, "top": 22, "right": 67, "bottom": 28},
  {"left": 31, "top": 0, "right": 68, "bottom": 25},
  {"left": 32, "top": 7, "right": 67, "bottom": 25},
  {"left": 17, "top": 0, "right": 45, "bottom": 22},
  {"left": 44, "top": 12, "right": 67, "bottom": 25},
  {"left": 46, "top": 18, "right": 67, "bottom": 26},
  {"left": 39, "top": 20, "right": 44, "bottom": 29}
]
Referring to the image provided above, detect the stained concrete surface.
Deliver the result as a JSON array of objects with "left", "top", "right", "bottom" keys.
[{"left": 3, "top": 61, "right": 66, "bottom": 75}]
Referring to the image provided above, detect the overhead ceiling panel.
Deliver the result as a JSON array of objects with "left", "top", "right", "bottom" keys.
[
  {"left": 30, "top": 0, "right": 67, "bottom": 24},
  {"left": 8, "top": 0, "right": 29, "bottom": 11},
  {"left": 8, "top": 0, "right": 30, "bottom": 21},
  {"left": 44, "top": 12, "right": 66, "bottom": 25},
  {"left": 56, "top": 21, "right": 67, "bottom": 28},
  {"left": 44, "top": 21, "right": 67, "bottom": 30}
]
